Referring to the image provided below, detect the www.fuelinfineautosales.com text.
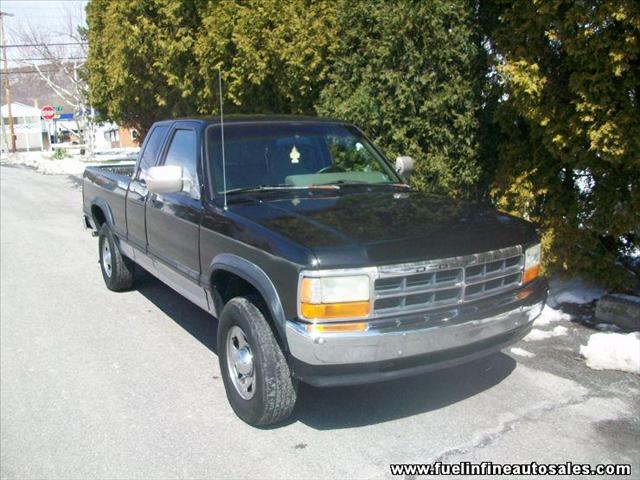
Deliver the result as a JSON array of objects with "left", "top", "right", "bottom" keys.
[{"left": 389, "top": 461, "right": 631, "bottom": 476}]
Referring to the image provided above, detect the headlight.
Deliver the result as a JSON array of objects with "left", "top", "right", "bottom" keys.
[
  {"left": 299, "top": 273, "right": 371, "bottom": 321},
  {"left": 523, "top": 243, "right": 541, "bottom": 283}
]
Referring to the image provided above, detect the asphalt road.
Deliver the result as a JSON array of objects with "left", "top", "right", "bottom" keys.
[{"left": 1, "top": 165, "right": 639, "bottom": 479}]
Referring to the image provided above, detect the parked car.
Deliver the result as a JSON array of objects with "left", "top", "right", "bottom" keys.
[{"left": 82, "top": 116, "right": 547, "bottom": 425}]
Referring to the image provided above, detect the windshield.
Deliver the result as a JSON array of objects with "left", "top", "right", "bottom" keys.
[{"left": 206, "top": 122, "right": 401, "bottom": 193}]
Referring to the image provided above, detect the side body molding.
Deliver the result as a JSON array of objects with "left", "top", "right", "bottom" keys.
[{"left": 207, "top": 254, "right": 288, "bottom": 343}]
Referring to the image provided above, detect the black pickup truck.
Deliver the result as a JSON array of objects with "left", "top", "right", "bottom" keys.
[{"left": 83, "top": 116, "right": 546, "bottom": 425}]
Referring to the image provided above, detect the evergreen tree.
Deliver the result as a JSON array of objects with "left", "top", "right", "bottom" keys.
[
  {"left": 86, "top": 0, "right": 207, "bottom": 137},
  {"left": 317, "top": 0, "right": 483, "bottom": 196},
  {"left": 85, "top": 0, "right": 639, "bottom": 288},
  {"left": 87, "top": 0, "right": 337, "bottom": 135},
  {"left": 194, "top": 0, "right": 338, "bottom": 115},
  {"left": 490, "top": 0, "right": 640, "bottom": 289}
]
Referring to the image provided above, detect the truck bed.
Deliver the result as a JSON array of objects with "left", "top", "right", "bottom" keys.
[{"left": 82, "top": 162, "right": 136, "bottom": 237}]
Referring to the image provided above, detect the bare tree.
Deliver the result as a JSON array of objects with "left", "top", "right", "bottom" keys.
[{"left": 11, "top": 5, "right": 95, "bottom": 154}]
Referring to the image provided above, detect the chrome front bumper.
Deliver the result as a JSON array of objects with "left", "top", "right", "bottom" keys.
[{"left": 286, "top": 295, "right": 544, "bottom": 366}]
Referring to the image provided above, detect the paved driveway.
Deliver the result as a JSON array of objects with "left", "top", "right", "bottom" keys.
[{"left": 1, "top": 165, "right": 638, "bottom": 479}]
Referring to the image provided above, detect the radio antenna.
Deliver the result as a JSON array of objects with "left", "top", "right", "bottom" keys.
[{"left": 218, "top": 67, "right": 228, "bottom": 210}]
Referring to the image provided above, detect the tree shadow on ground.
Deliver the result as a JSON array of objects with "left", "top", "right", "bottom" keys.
[{"left": 134, "top": 269, "right": 517, "bottom": 430}]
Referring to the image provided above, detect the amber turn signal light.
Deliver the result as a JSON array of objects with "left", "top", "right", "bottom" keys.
[
  {"left": 523, "top": 264, "right": 540, "bottom": 284},
  {"left": 300, "top": 301, "right": 370, "bottom": 320}
]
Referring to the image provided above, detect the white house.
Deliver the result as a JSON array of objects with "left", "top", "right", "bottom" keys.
[{"left": 1, "top": 102, "right": 48, "bottom": 152}]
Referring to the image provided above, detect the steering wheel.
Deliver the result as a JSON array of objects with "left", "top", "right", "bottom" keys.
[{"left": 316, "top": 165, "right": 346, "bottom": 174}]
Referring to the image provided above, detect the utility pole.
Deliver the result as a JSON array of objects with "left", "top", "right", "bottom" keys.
[
  {"left": 0, "top": 10, "right": 17, "bottom": 153},
  {"left": 0, "top": 77, "right": 5, "bottom": 154}
]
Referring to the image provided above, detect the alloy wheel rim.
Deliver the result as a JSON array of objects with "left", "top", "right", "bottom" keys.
[{"left": 226, "top": 325, "right": 255, "bottom": 400}]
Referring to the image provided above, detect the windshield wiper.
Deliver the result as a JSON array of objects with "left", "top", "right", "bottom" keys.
[
  {"left": 332, "top": 180, "right": 369, "bottom": 185},
  {"left": 224, "top": 185, "right": 339, "bottom": 195},
  {"left": 314, "top": 180, "right": 409, "bottom": 188}
]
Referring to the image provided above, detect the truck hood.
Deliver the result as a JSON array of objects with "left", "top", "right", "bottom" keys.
[{"left": 230, "top": 190, "right": 538, "bottom": 268}]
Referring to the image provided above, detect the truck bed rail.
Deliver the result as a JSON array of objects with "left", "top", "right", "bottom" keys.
[{"left": 92, "top": 162, "right": 135, "bottom": 177}]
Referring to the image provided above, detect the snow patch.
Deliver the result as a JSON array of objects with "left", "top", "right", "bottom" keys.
[
  {"left": 93, "top": 147, "right": 139, "bottom": 161},
  {"left": 533, "top": 305, "right": 572, "bottom": 327},
  {"left": 580, "top": 332, "right": 640, "bottom": 374},
  {"left": 35, "top": 158, "right": 89, "bottom": 175},
  {"left": 548, "top": 278, "right": 605, "bottom": 308},
  {"left": 524, "top": 325, "right": 569, "bottom": 342},
  {"left": 510, "top": 347, "right": 536, "bottom": 358},
  {"left": 1, "top": 151, "right": 137, "bottom": 176}
]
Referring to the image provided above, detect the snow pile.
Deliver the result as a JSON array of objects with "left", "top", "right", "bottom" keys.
[
  {"left": 93, "top": 147, "right": 139, "bottom": 161},
  {"left": 1, "top": 151, "right": 86, "bottom": 175},
  {"left": 524, "top": 325, "right": 569, "bottom": 342},
  {"left": 0, "top": 150, "right": 42, "bottom": 165},
  {"left": 34, "top": 157, "right": 89, "bottom": 175},
  {"left": 510, "top": 347, "right": 536, "bottom": 358},
  {"left": 525, "top": 304, "right": 572, "bottom": 341},
  {"left": 0, "top": 150, "right": 137, "bottom": 176},
  {"left": 580, "top": 332, "right": 640, "bottom": 374},
  {"left": 548, "top": 277, "right": 605, "bottom": 308},
  {"left": 533, "top": 304, "right": 572, "bottom": 327}
]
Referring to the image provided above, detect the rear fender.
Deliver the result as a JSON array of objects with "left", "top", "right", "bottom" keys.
[{"left": 90, "top": 197, "right": 115, "bottom": 228}]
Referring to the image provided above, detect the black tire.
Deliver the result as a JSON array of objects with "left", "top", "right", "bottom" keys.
[
  {"left": 218, "top": 296, "right": 297, "bottom": 426},
  {"left": 98, "top": 223, "right": 135, "bottom": 291}
]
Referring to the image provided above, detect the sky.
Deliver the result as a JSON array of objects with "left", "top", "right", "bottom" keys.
[{"left": 2, "top": 0, "right": 88, "bottom": 66}]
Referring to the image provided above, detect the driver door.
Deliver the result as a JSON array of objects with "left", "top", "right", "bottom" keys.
[{"left": 146, "top": 123, "right": 203, "bottom": 283}]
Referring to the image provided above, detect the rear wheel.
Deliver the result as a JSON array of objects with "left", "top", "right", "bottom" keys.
[
  {"left": 218, "top": 296, "right": 297, "bottom": 426},
  {"left": 98, "top": 223, "right": 134, "bottom": 291}
]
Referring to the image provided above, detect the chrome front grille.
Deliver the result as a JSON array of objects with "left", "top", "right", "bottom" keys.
[{"left": 374, "top": 246, "right": 524, "bottom": 314}]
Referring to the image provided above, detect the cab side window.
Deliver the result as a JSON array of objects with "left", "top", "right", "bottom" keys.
[
  {"left": 137, "top": 125, "right": 169, "bottom": 179},
  {"left": 163, "top": 129, "right": 199, "bottom": 199}
]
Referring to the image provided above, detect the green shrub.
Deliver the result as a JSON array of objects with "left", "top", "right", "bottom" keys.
[{"left": 51, "top": 148, "right": 69, "bottom": 160}]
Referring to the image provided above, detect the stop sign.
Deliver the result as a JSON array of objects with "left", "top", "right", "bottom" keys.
[{"left": 41, "top": 105, "right": 55, "bottom": 121}]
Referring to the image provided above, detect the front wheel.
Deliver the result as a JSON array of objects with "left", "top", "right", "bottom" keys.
[{"left": 218, "top": 296, "right": 297, "bottom": 426}]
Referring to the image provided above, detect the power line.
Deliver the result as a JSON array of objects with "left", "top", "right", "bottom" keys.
[
  {"left": 0, "top": 69, "right": 74, "bottom": 75},
  {"left": 8, "top": 57, "right": 86, "bottom": 61},
  {"left": 2, "top": 42, "right": 87, "bottom": 48}
]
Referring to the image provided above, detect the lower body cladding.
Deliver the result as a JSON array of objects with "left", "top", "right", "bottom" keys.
[{"left": 286, "top": 280, "right": 547, "bottom": 387}]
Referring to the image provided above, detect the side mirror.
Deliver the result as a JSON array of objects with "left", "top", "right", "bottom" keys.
[
  {"left": 144, "top": 165, "right": 183, "bottom": 194},
  {"left": 395, "top": 156, "right": 414, "bottom": 179}
]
